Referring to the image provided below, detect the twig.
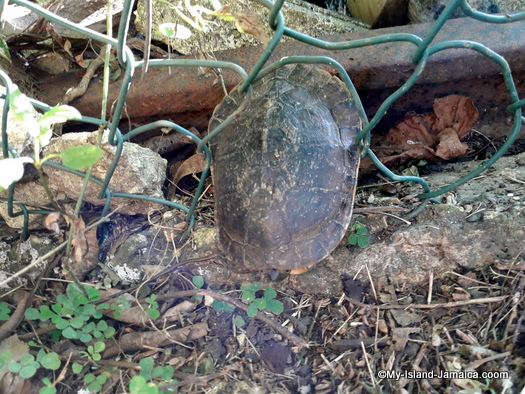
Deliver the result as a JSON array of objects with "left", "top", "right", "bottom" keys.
[
  {"left": 61, "top": 47, "right": 106, "bottom": 104},
  {"left": 346, "top": 295, "right": 508, "bottom": 310}
]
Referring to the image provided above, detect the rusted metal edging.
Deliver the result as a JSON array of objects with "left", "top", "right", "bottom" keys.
[{"left": 36, "top": 17, "right": 525, "bottom": 128}]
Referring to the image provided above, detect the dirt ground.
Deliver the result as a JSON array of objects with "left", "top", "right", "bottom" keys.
[{"left": 1, "top": 143, "right": 524, "bottom": 393}]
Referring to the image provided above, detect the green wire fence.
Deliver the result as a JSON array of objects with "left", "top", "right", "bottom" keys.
[{"left": 0, "top": 0, "right": 524, "bottom": 237}]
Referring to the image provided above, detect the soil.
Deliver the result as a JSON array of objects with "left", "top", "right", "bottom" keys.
[{"left": 1, "top": 144, "right": 524, "bottom": 393}]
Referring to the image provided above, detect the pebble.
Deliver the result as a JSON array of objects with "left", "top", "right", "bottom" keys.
[{"left": 466, "top": 212, "right": 483, "bottom": 222}]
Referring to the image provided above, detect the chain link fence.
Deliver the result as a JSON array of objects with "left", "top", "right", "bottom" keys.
[{"left": 1, "top": 0, "right": 524, "bottom": 235}]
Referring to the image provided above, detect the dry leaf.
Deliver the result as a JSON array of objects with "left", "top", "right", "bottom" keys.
[
  {"left": 213, "top": 5, "right": 234, "bottom": 20},
  {"left": 392, "top": 327, "right": 420, "bottom": 352},
  {"left": 71, "top": 216, "right": 86, "bottom": 264},
  {"left": 44, "top": 212, "right": 61, "bottom": 233},
  {"left": 103, "top": 322, "right": 207, "bottom": 358},
  {"left": 75, "top": 52, "right": 86, "bottom": 68},
  {"left": 171, "top": 152, "right": 207, "bottom": 185},
  {"left": 235, "top": 12, "right": 269, "bottom": 44},
  {"left": 365, "top": 95, "right": 479, "bottom": 174}
]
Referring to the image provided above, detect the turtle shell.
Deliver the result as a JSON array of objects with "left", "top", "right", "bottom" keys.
[{"left": 209, "top": 64, "right": 361, "bottom": 271}]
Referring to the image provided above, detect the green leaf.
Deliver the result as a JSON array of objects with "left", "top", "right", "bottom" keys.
[
  {"left": 38, "top": 352, "right": 60, "bottom": 370},
  {"left": 357, "top": 236, "right": 370, "bottom": 248},
  {"left": 146, "top": 294, "right": 157, "bottom": 303},
  {"left": 8, "top": 88, "right": 38, "bottom": 131},
  {"left": 146, "top": 308, "right": 160, "bottom": 319},
  {"left": 62, "top": 326, "right": 78, "bottom": 339},
  {"left": 96, "top": 320, "right": 108, "bottom": 331},
  {"left": 103, "top": 326, "right": 116, "bottom": 339},
  {"left": 39, "top": 385, "right": 57, "bottom": 394},
  {"left": 55, "top": 318, "right": 69, "bottom": 330},
  {"left": 20, "top": 354, "right": 35, "bottom": 365},
  {"left": 83, "top": 322, "right": 96, "bottom": 333},
  {"left": 84, "top": 285, "right": 101, "bottom": 301},
  {"left": 212, "top": 299, "right": 235, "bottom": 313},
  {"left": 24, "top": 308, "right": 41, "bottom": 320},
  {"left": 87, "top": 381, "right": 102, "bottom": 392},
  {"left": 192, "top": 275, "right": 204, "bottom": 288},
  {"left": 139, "top": 357, "right": 154, "bottom": 376},
  {"left": 8, "top": 361, "right": 21, "bottom": 373},
  {"left": 0, "top": 157, "right": 34, "bottom": 191},
  {"left": 96, "top": 374, "right": 107, "bottom": 385},
  {"left": 0, "top": 36, "right": 11, "bottom": 62},
  {"left": 233, "top": 315, "right": 246, "bottom": 328},
  {"left": 241, "top": 291, "right": 255, "bottom": 303},
  {"left": 152, "top": 365, "right": 174, "bottom": 380},
  {"left": 266, "top": 299, "right": 284, "bottom": 315},
  {"left": 254, "top": 298, "right": 266, "bottom": 310},
  {"left": 72, "top": 362, "right": 83, "bottom": 374},
  {"left": 130, "top": 376, "right": 159, "bottom": 394},
  {"left": 93, "top": 341, "right": 105, "bottom": 354},
  {"left": 51, "top": 303, "right": 62, "bottom": 314},
  {"left": 263, "top": 287, "right": 277, "bottom": 300},
  {"left": 20, "top": 364, "right": 38, "bottom": 378},
  {"left": 356, "top": 227, "right": 368, "bottom": 235},
  {"left": 70, "top": 316, "right": 84, "bottom": 329},
  {"left": 84, "top": 373, "right": 96, "bottom": 384},
  {"left": 38, "top": 105, "right": 81, "bottom": 130},
  {"left": 0, "top": 302, "right": 10, "bottom": 320},
  {"left": 59, "top": 145, "right": 105, "bottom": 170},
  {"left": 241, "top": 282, "right": 261, "bottom": 293},
  {"left": 246, "top": 303, "right": 258, "bottom": 318},
  {"left": 348, "top": 233, "right": 358, "bottom": 245}
]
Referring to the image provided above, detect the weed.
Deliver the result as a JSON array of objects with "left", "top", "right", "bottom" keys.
[{"left": 348, "top": 221, "right": 370, "bottom": 248}]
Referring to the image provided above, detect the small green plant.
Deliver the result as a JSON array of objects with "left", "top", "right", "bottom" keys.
[
  {"left": 0, "top": 85, "right": 104, "bottom": 192},
  {"left": 40, "top": 377, "right": 57, "bottom": 394},
  {"left": 0, "top": 301, "right": 11, "bottom": 321},
  {"left": 126, "top": 357, "right": 177, "bottom": 393},
  {"left": 240, "top": 282, "right": 284, "bottom": 318},
  {"left": 25, "top": 284, "right": 115, "bottom": 343},
  {"left": 83, "top": 371, "right": 110, "bottom": 392},
  {"left": 106, "top": 294, "right": 132, "bottom": 319},
  {"left": 145, "top": 294, "right": 161, "bottom": 319},
  {"left": 7, "top": 348, "right": 60, "bottom": 378},
  {"left": 348, "top": 221, "right": 370, "bottom": 248},
  {"left": 212, "top": 298, "right": 236, "bottom": 313},
  {"left": 212, "top": 282, "right": 284, "bottom": 318}
]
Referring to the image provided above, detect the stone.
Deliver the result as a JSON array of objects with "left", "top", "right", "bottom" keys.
[{"left": 0, "top": 130, "right": 167, "bottom": 228}]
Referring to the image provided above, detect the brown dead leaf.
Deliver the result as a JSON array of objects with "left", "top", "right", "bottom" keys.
[
  {"left": 162, "top": 300, "right": 197, "bottom": 324},
  {"left": 103, "top": 322, "right": 207, "bottom": 358},
  {"left": 171, "top": 152, "right": 207, "bottom": 185},
  {"left": 45, "top": 24, "right": 72, "bottom": 56},
  {"left": 369, "top": 95, "right": 479, "bottom": 172},
  {"left": 213, "top": 5, "right": 233, "bottom": 19},
  {"left": 75, "top": 52, "right": 86, "bottom": 68},
  {"left": 392, "top": 327, "right": 420, "bottom": 352},
  {"left": 431, "top": 95, "right": 479, "bottom": 138},
  {"left": 261, "top": 341, "right": 291, "bottom": 374},
  {"left": 235, "top": 12, "right": 269, "bottom": 44},
  {"left": 44, "top": 212, "right": 61, "bottom": 234},
  {"left": 434, "top": 127, "right": 469, "bottom": 159},
  {"left": 71, "top": 216, "right": 86, "bottom": 264}
]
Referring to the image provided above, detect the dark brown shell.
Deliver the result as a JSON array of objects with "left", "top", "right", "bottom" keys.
[{"left": 209, "top": 64, "right": 361, "bottom": 271}]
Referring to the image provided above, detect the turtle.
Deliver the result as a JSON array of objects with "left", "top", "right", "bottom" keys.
[{"left": 209, "top": 63, "right": 361, "bottom": 273}]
